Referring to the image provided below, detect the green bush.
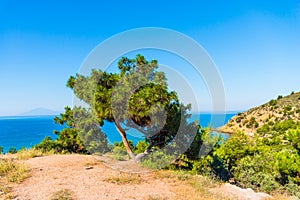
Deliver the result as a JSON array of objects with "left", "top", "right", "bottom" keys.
[
  {"left": 35, "top": 107, "right": 109, "bottom": 155},
  {"left": 269, "top": 99, "right": 277, "bottom": 106},
  {"left": 35, "top": 136, "right": 63, "bottom": 153},
  {"left": 234, "top": 153, "right": 280, "bottom": 192},
  {"left": 134, "top": 140, "right": 148, "bottom": 154},
  {"left": 35, "top": 128, "right": 88, "bottom": 154},
  {"left": 285, "top": 181, "right": 300, "bottom": 198},
  {"left": 140, "top": 150, "right": 174, "bottom": 169},
  {"left": 7, "top": 147, "right": 17, "bottom": 154},
  {"left": 111, "top": 146, "right": 128, "bottom": 161},
  {"left": 284, "top": 106, "right": 292, "bottom": 112},
  {"left": 108, "top": 119, "right": 300, "bottom": 197}
]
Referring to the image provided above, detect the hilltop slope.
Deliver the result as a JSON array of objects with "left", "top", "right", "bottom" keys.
[{"left": 218, "top": 91, "right": 300, "bottom": 134}]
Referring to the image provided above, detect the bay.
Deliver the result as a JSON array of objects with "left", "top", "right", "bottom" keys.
[{"left": 0, "top": 113, "right": 235, "bottom": 153}]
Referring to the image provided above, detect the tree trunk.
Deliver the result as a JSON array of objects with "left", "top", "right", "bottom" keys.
[{"left": 115, "top": 121, "right": 135, "bottom": 159}]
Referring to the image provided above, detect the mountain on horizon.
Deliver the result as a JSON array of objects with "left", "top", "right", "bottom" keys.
[{"left": 19, "top": 107, "right": 61, "bottom": 116}]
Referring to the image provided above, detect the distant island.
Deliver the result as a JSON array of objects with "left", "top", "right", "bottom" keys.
[{"left": 18, "top": 107, "right": 61, "bottom": 116}]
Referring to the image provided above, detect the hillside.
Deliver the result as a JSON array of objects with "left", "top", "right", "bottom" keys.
[{"left": 218, "top": 91, "right": 300, "bottom": 134}]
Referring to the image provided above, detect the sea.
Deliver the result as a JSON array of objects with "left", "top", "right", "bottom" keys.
[{"left": 0, "top": 113, "right": 235, "bottom": 153}]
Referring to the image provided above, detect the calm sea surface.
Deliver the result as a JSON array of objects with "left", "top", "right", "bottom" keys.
[{"left": 0, "top": 113, "right": 235, "bottom": 153}]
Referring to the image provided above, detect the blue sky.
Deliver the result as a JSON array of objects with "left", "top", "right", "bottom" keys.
[{"left": 0, "top": 0, "right": 300, "bottom": 116}]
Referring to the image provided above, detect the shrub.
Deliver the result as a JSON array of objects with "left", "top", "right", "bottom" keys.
[
  {"left": 269, "top": 99, "right": 277, "bottom": 106},
  {"left": 111, "top": 146, "right": 129, "bottom": 161},
  {"left": 35, "top": 128, "right": 89, "bottom": 154},
  {"left": 285, "top": 181, "right": 300, "bottom": 198},
  {"left": 235, "top": 116, "right": 243, "bottom": 123},
  {"left": 134, "top": 140, "right": 148, "bottom": 154},
  {"left": 35, "top": 136, "right": 64, "bottom": 153},
  {"left": 7, "top": 147, "right": 17, "bottom": 154},
  {"left": 141, "top": 150, "right": 174, "bottom": 169},
  {"left": 275, "top": 148, "right": 300, "bottom": 185},
  {"left": 234, "top": 153, "right": 280, "bottom": 192},
  {"left": 283, "top": 106, "right": 292, "bottom": 112}
]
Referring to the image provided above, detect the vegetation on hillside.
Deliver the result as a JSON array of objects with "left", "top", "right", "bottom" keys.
[
  {"left": 112, "top": 121, "right": 300, "bottom": 197},
  {"left": 219, "top": 91, "right": 300, "bottom": 134}
]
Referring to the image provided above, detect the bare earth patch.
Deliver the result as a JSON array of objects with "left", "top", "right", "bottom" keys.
[
  {"left": 5, "top": 154, "right": 275, "bottom": 200},
  {"left": 12, "top": 154, "right": 174, "bottom": 200}
]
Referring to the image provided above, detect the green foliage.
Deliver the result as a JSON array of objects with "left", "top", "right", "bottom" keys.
[
  {"left": 215, "top": 131, "right": 254, "bottom": 172},
  {"left": 112, "top": 140, "right": 149, "bottom": 156},
  {"left": 277, "top": 95, "right": 283, "bottom": 100},
  {"left": 68, "top": 55, "right": 196, "bottom": 157},
  {"left": 234, "top": 153, "right": 280, "bottom": 192},
  {"left": 140, "top": 149, "right": 174, "bottom": 169},
  {"left": 286, "top": 128, "right": 300, "bottom": 152},
  {"left": 7, "top": 147, "right": 17, "bottom": 154},
  {"left": 257, "top": 124, "right": 270, "bottom": 135},
  {"left": 35, "top": 136, "right": 62, "bottom": 153},
  {"left": 213, "top": 120, "right": 300, "bottom": 196},
  {"left": 269, "top": 99, "right": 277, "bottom": 106},
  {"left": 283, "top": 106, "right": 292, "bottom": 112},
  {"left": 134, "top": 140, "right": 148, "bottom": 154},
  {"left": 246, "top": 117, "right": 258, "bottom": 129},
  {"left": 0, "top": 146, "right": 3, "bottom": 154},
  {"left": 276, "top": 148, "right": 300, "bottom": 185},
  {"left": 109, "top": 118, "right": 300, "bottom": 197},
  {"left": 36, "top": 128, "right": 87, "bottom": 154},
  {"left": 168, "top": 119, "right": 300, "bottom": 197},
  {"left": 36, "top": 107, "right": 109, "bottom": 154}
]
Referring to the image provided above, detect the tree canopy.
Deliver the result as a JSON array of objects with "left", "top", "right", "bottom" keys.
[{"left": 67, "top": 54, "right": 197, "bottom": 160}]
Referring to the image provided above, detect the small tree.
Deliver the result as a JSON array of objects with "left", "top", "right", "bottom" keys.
[
  {"left": 53, "top": 107, "right": 109, "bottom": 154},
  {"left": 68, "top": 55, "right": 196, "bottom": 160}
]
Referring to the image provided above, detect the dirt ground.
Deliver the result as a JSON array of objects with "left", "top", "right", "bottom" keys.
[{"left": 1, "top": 154, "right": 274, "bottom": 200}]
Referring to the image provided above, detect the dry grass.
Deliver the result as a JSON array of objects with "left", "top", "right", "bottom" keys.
[
  {"left": 146, "top": 195, "right": 168, "bottom": 200},
  {"left": 0, "top": 184, "right": 14, "bottom": 200},
  {"left": 16, "top": 148, "right": 54, "bottom": 160},
  {"left": 0, "top": 158, "right": 29, "bottom": 199},
  {"left": 271, "top": 192, "right": 294, "bottom": 200},
  {"left": 104, "top": 173, "right": 142, "bottom": 185},
  {"left": 152, "top": 170, "right": 224, "bottom": 200},
  {"left": 50, "top": 189, "right": 74, "bottom": 200},
  {"left": 0, "top": 158, "right": 28, "bottom": 183}
]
